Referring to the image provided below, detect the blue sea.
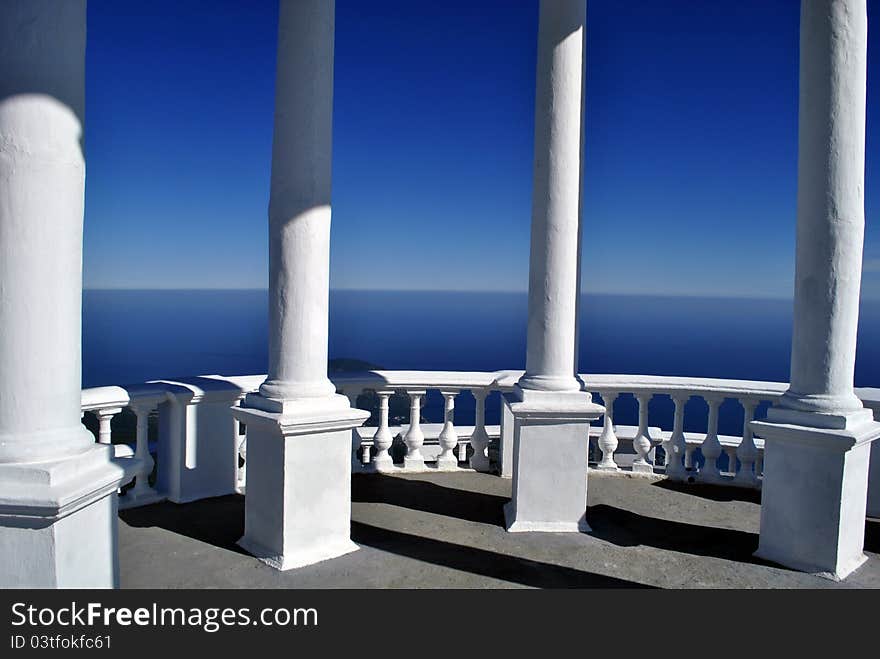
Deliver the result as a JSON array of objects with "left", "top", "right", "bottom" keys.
[{"left": 82, "top": 290, "right": 880, "bottom": 437}]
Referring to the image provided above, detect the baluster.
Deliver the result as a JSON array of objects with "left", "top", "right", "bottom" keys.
[
  {"left": 734, "top": 398, "right": 759, "bottom": 486},
  {"left": 684, "top": 440, "right": 697, "bottom": 472},
  {"left": 344, "top": 390, "right": 363, "bottom": 473},
  {"left": 596, "top": 391, "right": 620, "bottom": 471},
  {"left": 724, "top": 446, "right": 738, "bottom": 476},
  {"left": 665, "top": 394, "right": 689, "bottom": 479},
  {"left": 94, "top": 407, "right": 121, "bottom": 444},
  {"left": 372, "top": 390, "right": 395, "bottom": 472},
  {"left": 699, "top": 395, "right": 724, "bottom": 482},
  {"left": 457, "top": 441, "right": 468, "bottom": 463},
  {"left": 755, "top": 448, "right": 765, "bottom": 481},
  {"left": 120, "top": 401, "right": 159, "bottom": 506},
  {"left": 403, "top": 389, "right": 426, "bottom": 471},
  {"left": 469, "top": 388, "right": 491, "bottom": 471},
  {"left": 233, "top": 397, "right": 246, "bottom": 491},
  {"left": 238, "top": 435, "right": 247, "bottom": 491},
  {"left": 631, "top": 393, "right": 654, "bottom": 474},
  {"left": 436, "top": 390, "right": 459, "bottom": 470}
]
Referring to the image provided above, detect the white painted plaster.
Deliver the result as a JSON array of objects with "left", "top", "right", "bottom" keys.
[
  {"left": 0, "top": 0, "right": 125, "bottom": 588},
  {"left": 518, "top": 0, "right": 587, "bottom": 394},
  {"left": 259, "top": 0, "right": 337, "bottom": 402},
  {"left": 777, "top": 0, "right": 870, "bottom": 419}
]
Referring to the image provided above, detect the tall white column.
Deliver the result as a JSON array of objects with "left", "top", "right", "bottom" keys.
[
  {"left": 235, "top": 0, "right": 367, "bottom": 571},
  {"left": 504, "top": 0, "right": 603, "bottom": 534},
  {"left": 517, "top": 0, "right": 587, "bottom": 395},
  {"left": 753, "top": 0, "right": 878, "bottom": 581},
  {"left": 258, "top": 0, "right": 337, "bottom": 403},
  {"left": 771, "top": 0, "right": 871, "bottom": 426},
  {"left": 0, "top": 0, "right": 126, "bottom": 588}
]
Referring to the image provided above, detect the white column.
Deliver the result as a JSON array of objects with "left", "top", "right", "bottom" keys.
[
  {"left": 0, "top": 0, "right": 126, "bottom": 588},
  {"left": 258, "top": 0, "right": 337, "bottom": 403},
  {"left": 753, "top": 0, "right": 878, "bottom": 581},
  {"left": 504, "top": 0, "right": 603, "bottom": 534},
  {"left": 516, "top": 0, "right": 587, "bottom": 396},
  {"left": 235, "top": 0, "right": 368, "bottom": 571},
  {"left": 772, "top": 0, "right": 871, "bottom": 426}
]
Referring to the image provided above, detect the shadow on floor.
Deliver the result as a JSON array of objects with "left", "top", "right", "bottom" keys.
[
  {"left": 866, "top": 518, "right": 879, "bottom": 554},
  {"left": 651, "top": 478, "right": 763, "bottom": 504},
  {"left": 349, "top": 521, "right": 653, "bottom": 588},
  {"left": 352, "top": 474, "right": 508, "bottom": 527},
  {"left": 587, "top": 503, "right": 766, "bottom": 564},
  {"left": 120, "top": 494, "right": 248, "bottom": 556}
]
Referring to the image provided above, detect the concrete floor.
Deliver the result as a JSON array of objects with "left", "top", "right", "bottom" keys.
[{"left": 118, "top": 471, "right": 880, "bottom": 588}]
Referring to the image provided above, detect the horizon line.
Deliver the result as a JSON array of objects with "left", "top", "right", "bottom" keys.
[{"left": 81, "top": 287, "right": 800, "bottom": 301}]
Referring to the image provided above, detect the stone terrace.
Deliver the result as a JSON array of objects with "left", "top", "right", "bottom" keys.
[{"left": 118, "top": 472, "right": 880, "bottom": 589}]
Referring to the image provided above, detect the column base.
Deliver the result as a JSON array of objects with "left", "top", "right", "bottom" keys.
[
  {"left": 403, "top": 455, "right": 427, "bottom": 471},
  {"left": 503, "top": 389, "right": 603, "bottom": 534},
  {"left": 0, "top": 443, "right": 129, "bottom": 588},
  {"left": 238, "top": 535, "right": 360, "bottom": 571},
  {"left": 232, "top": 395, "right": 368, "bottom": 572},
  {"left": 750, "top": 415, "right": 879, "bottom": 581},
  {"left": 435, "top": 454, "right": 460, "bottom": 471}
]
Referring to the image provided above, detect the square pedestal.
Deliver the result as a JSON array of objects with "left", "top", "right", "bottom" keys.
[
  {"left": 232, "top": 396, "right": 368, "bottom": 571},
  {"left": 503, "top": 389, "right": 604, "bottom": 533},
  {"left": 0, "top": 443, "right": 128, "bottom": 588},
  {"left": 751, "top": 416, "right": 879, "bottom": 580}
]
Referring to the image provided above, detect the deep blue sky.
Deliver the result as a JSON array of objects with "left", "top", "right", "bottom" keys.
[{"left": 83, "top": 0, "right": 880, "bottom": 298}]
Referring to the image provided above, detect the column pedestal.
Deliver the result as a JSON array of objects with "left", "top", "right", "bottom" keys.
[
  {"left": 751, "top": 416, "right": 878, "bottom": 580},
  {"left": 503, "top": 387, "right": 603, "bottom": 533},
  {"left": 0, "top": 443, "right": 129, "bottom": 588},
  {"left": 233, "top": 394, "right": 367, "bottom": 570}
]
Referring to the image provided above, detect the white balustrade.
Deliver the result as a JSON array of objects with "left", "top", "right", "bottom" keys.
[
  {"left": 119, "top": 396, "right": 163, "bottom": 509},
  {"left": 735, "top": 398, "right": 759, "bottom": 486},
  {"left": 699, "top": 396, "right": 724, "bottom": 483},
  {"left": 631, "top": 393, "right": 655, "bottom": 474},
  {"left": 80, "top": 370, "right": 859, "bottom": 501},
  {"left": 664, "top": 394, "right": 689, "bottom": 479},
  {"left": 469, "top": 388, "right": 491, "bottom": 471},
  {"left": 403, "top": 390, "right": 427, "bottom": 471},
  {"left": 372, "top": 390, "right": 395, "bottom": 472},
  {"left": 436, "top": 390, "right": 460, "bottom": 470},
  {"left": 595, "top": 391, "right": 620, "bottom": 471}
]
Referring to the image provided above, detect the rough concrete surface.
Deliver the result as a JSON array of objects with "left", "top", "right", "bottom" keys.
[{"left": 119, "top": 471, "right": 880, "bottom": 588}]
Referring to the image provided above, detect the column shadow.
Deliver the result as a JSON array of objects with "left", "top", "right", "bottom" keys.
[
  {"left": 352, "top": 474, "right": 508, "bottom": 527},
  {"left": 651, "top": 478, "right": 763, "bottom": 504},
  {"left": 120, "top": 494, "right": 248, "bottom": 556},
  {"left": 349, "top": 521, "right": 652, "bottom": 588},
  {"left": 586, "top": 503, "right": 762, "bottom": 563}
]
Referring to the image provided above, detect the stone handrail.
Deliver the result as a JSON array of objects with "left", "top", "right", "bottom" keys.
[
  {"left": 576, "top": 373, "right": 788, "bottom": 487},
  {"left": 79, "top": 370, "right": 878, "bottom": 507},
  {"left": 332, "top": 370, "right": 506, "bottom": 473}
]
